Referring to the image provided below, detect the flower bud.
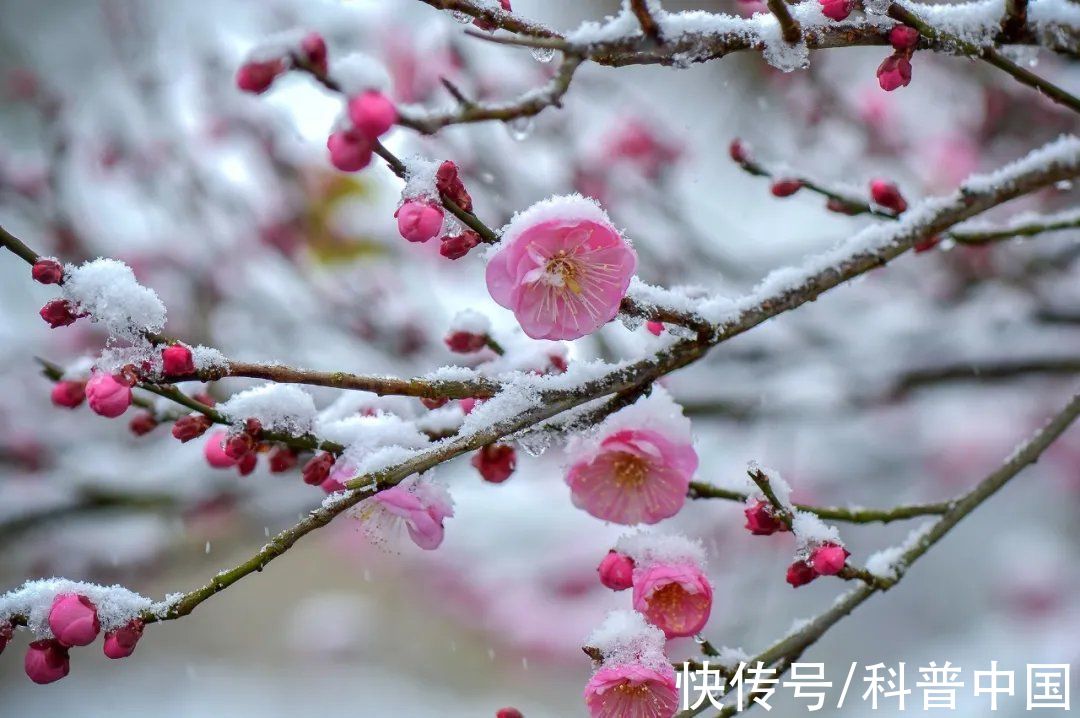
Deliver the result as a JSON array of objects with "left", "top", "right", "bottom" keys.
[
  {"left": 302, "top": 452, "right": 336, "bottom": 485},
  {"left": 103, "top": 619, "right": 143, "bottom": 659},
  {"left": 268, "top": 445, "right": 299, "bottom": 473},
  {"left": 0, "top": 621, "right": 13, "bottom": 655},
  {"left": 173, "top": 414, "right": 213, "bottom": 443},
  {"left": 223, "top": 431, "right": 256, "bottom": 460},
  {"left": 889, "top": 25, "right": 919, "bottom": 52},
  {"left": 128, "top": 411, "right": 158, "bottom": 436},
  {"left": 327, "top": 130, "right": 373, "bottom": 172},
  {"left": 597, "top": 550, "right": 635, "bottom": 591},
  {"left": 440, "top": 231, "right": 481, "bottom": 260},
  {"left": 473, "top": 0, "right": 512, "bottom": 31},
  {"left": 31, "top": 258, "right": 64, "bottom": 285},
  {"left": 396, "top": 200, "right": 444, "bottom": 243},
  {"left": 729, "top": 138, "right": 749, "bottom": 164},
  {"left": 786, "top": 560, "right": 818, "bottom": 588},
  {"left": 495, "top": 709, "right": 524, "bottom": 718},
  {"left": 39, "top": 299, "right": 80, "bottom": 328},
  {"left": 234, "top": 452, "right": 256, "bottom": 476},
  {"left": 300, "top": 32, "right": 328, "bottom": 75},
  {"left": 421, "top": 397, "right": 449, "bottom": 410},
  {"left": 471, "top": 444, "right": 516, "bottom": 483},
  {"left": 51, "top": 380, "right": 86, "bottom": 409},
  {"left": 347, "top": 91, "right": 397, "bottom": 141},
  {"left": 869, "top": 179, "right": 908, "bottom": 214},
  {"left": 161, "top": 344, "right": 195, "bottom": 377},
  {"left": 48, "top": 594, "right": 100, "bottom": 647},
  {"left": 24, "top": 639, "right": 69, "bottom": 684},
  {"left": 744, "top": 500, "right": 788, "bottom": 536},
  {"left": 203, "top": 430, "right": 237, "bottom": 468},
  {"left": 435, "top": 160, "right": 473, "bottom": 212},
  {"left": 86, "top": 372, "right": 133, "bottom": 418},
  {"left": 914, "top": 235, "right": 941, "bottom": 253},
  {"left": 818, "top": 0, "right": 854, "bottom": 20},
  {"left": 445, "top": 330, "right": 488, "bottom": 353},
  {"left": 235, "top": 59, "right": 285, "bottom": 94},
  {"left": 645, "top": 321, "right": 664, "bottom": 336},
  {"left": 810, "top": 542, "right": 850, "bottom": 576},
  {"left": 770, "top": 179, "right": 803, "bottom": 197},
  {"left": 877, "top": 53, "right": 912, "bottom": 91},
  {"left": 459, "top": 397, "right": 480, "bottom": 415}
]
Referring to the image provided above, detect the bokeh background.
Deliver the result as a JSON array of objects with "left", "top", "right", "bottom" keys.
[{"left": 1, "top": 0, "right": 1078, "bottom": 715}]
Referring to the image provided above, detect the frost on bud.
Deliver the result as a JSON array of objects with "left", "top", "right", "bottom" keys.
[
  {"left": 268, "top": 445, "right": 299, "bottom": 473},
  {"left": 770, "top": 179, "right": 803, "bottom": 197},
  {"left": 495, "top": 709, "right": 523, "bottom": 718},
  {"left": 435, "top": 160, "right": 473, "bottom": 212},
  {"left": 597, "top": 550, "right": 635, "bottom": 591},
  {"left": 235, "top": 59, "right": 285, "bottom": 94},
  {"left": 128, "top": 411, "right": 158, "bottom": 436},
  {"left": 31, "top": 258, "right": 64, "bottom": 284},
  {"left": 744, "top": 500, "right": 788, "bottom": 536},
  {"left": 327, "top": 130, "right": 373, "bottom": 172},
  {"left": 51, "top": 380, "right": 86, "bottom": 409},
  {"left": 421, "top": 396, "right": 448, "bottom": 410},
  {"left": 440, "top": 231, "right": 481, "bottom": 260},
  {"left": 869, "top": 179, "right": 908, "bottom": 214},
  {"left": 86, "top": 372, "right": 133, "bottom": 418},
  {"left": 395, "top": 200, "right": 444, "bottom": 243},
  {"left": 471, "top": 443, "right": 516, "bottom": 483},
  {"left": 445, "top": 330, "right": 488, "bottom": 353},
  {"left": 810, "top": 542, "right": 850, "bottom": 576},
  {"left": 786, "top": 560, "right": 818, "bottom": 587},
  {"left": 300, "top": 32, "right": 328, "bottom": 75},
  {"left": 39, "top": 299, "right": 80, "bottom": 328},
  {"left": 474, "top": 0, "right": 512, "bottom": 31},
  {"left": 103, "top": 619, "right": 143, "bottom": 659},
  {"left": 161, "top": 344, "right": 195, "bottom": 377},
  {"left": 204, "top": 430, "right": 237, "bottom": 468},
  {"left": 889, "top": 25, "right": 920, "bottom": 52},
  {"left": 25, "top": 640, "right": 69, "bottom": 684},
  {"left": 173, "top": 414, "right": 213, "bottom": 443},
  {"left": 818, "top": 0, "right": 854, "bottom": 21},
  {"left": 728, "top": 138, "right": 749, "bottom": 164},
  {"left": 48, "top": 594, "right": 100, "bottom": 647},
  {"left": 302, "top": 452, "right": 336, "bottom": 486},
  {"left": 877, "top": 53, "right": 912, "bottom": 92},
  {"left": 347, "top": 91, "right": 398, "bottom": 142}
]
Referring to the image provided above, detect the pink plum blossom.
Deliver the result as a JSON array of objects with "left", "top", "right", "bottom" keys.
[
  {"left": 48, "top": 594, "right": 100, "bottom": 647},
  {"left": 103, "top": 619, "right": 143, "bottom": 659},
  {"left": 327, "top": 130, "right": 372, "bottom": 172},
  {"left": 347, "top": 91, "right": 397, "bottom": 141},
  {"left": 85, "top": 372, "right": 132, "bottom": 418},
  {"left": 24, "top": 640, "right": 70, "bottom": 684},
  {"left": 631, "top": 562, "right": 713, "bottom": 638},
  {"left": 809, "top": 542, "right": 850, "bottom": 575},
  {"left": 597, "top": 550, "right": 635, "bottom": 591},
  {"left": 584, "top": 662, "right": 679, "bottom": 718},
  {"left": 357, "top": 480, "right": 454, "bottom": 550},
  {"left": 486, "top": 200, "right": 636, "bottom": 341},
  {"left": 566, "top": 429, "right": 697, "bottom": 525}
]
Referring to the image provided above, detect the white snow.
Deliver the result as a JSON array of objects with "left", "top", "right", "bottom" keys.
[
  {"left": 218, "top": 383, "right": 317, "bottom": 435},
  {"left": 331, "top": 53, "right": 391, "bottom": 96},
  {"left": 616, "top": 528, "right": 707, "bottom": 568},
  {"left": 585, "top": 609, "right": 669, "bottom": 669},
  {"left": 866, "top": 521, "right": 935, "bottom": 577},
  {"left": 191, "top": 345, "right": 228, "bottom": 371},
  {"left": 62, "top": 258, "right": 167, "bottom": 342},
  {"left": 791, "top": 511, "right": 842, "bottom": 550},
  {"left": 448, "top": 309, "right": 491, "bottom": 336},
  {"left": 485, "top": 193, "right": 623, "bottom": 260},
  {"left": 0, "top": 579, "right": 162, "bottom": 637}
]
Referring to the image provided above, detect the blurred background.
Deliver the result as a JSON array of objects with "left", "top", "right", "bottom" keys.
[{"left": 1, "top": 0, "right": 1078, "bottom": 715}]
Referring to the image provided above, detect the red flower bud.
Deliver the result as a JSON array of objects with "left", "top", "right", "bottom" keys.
[
  {"left": 786, "top": 560, "right": 818, "bottom": 588},
  {"left": 728, "top": 139, "right": 749, "bottom": 164},
  {"left": 445, "top": 330, "right": 488, "bottom": 353},
  {"left": 103, "top": 619, "right": 143, "bottom": 659},
  {"left": 223, "top": 432, "right": 256, "bottom": 460},
  {"left": 877, "top": 53, "right": 912, "bottom": 91},
  {"left": 744, "top": 500, "right": 788, "bottom": 536},
  {"left": 300, "top": 32, "right": 328, "bottom": 75},
  {"left": 597, "top": 550, "right": 635, "bottom": 591},
  {"left": 869, "top": 179, "right": 908, "bottom": 214},
  {"left": 31, "top": 258, "right": 64, "bottom": 284},
  {"left": 435, "top": 160, "right": 473, "bottom": 212},
  {"left": 810, "top": 542, "right": 850, "bottom": 576},
  {"left": 161, "top": 344, "right": 196, "bottom": 377},
  {"left": 302, "top": 452, "right": 336, "bottom": 485},
  {"left": 237, "top": 452, "right": 258, "bottom": 476},
  {"left": 235, "top": 59, "right": 285, "bottom": 94},
  {"left": 39, "top": 299, "right": 80, "bottom": 328},
  {"left": 495, "top": 709, "right": 524, "bottom": 718},
  {"left": 51, "top": 381, "right": 86, "bottom": 409},
  {"left": 268, "top": 445, "right": 299, "bottom": 473},
  {"left": 440, "top": 231, "right": 481, "bottom": 260},
  {"left": 818, "top": 0, "right": 854, "bottom": 20},
  {"left": 889, "top": 25, "right": 920, "bottom": 52},
  {"left": 770, "top": 179, "right": 803, "bottom": 197},
  {"left": 471, "top": 444, "right": 516, "bottom": 483},
  {"left": 128, "top": 411, "right": 158, "bottom": 436},
  {"left": 421, "top": 396, "right": 449, "bottom": 410},
  {"left": 172, "top": 414, "right": 212, "bottom": 442}
]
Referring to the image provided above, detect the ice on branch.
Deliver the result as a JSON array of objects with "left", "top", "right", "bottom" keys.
[
  {"left": 61, "top": 259, "right": 166, "bottom": 342},
  {"left": 218, "top": 383, "right": 317, "bottom": 435},
  {"left": 585, "top": 609, "right": 669, "bottom": 669},
  {"left": 0, "top": 580, "right": 161, "bottom": 637}
]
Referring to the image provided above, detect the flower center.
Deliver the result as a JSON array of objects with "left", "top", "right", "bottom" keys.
[
  {"left": 544, "top": 250, "right": 583, "bottom": 294},
  {"left": 611, "top": 451, "right": 650, "bottom": 488}
]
